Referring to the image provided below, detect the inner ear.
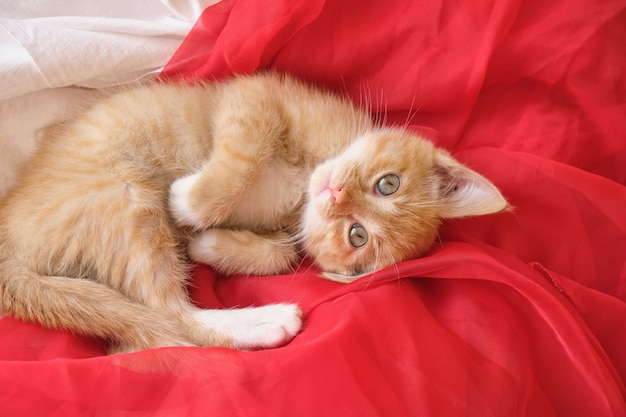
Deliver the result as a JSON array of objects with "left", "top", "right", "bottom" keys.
[{"left": 434, "top": 152, "right": 509, "bottom": 218}]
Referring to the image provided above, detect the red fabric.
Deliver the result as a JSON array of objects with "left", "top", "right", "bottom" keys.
[{"left": 2, "top": 0, "right": 625, "bottom": 415}]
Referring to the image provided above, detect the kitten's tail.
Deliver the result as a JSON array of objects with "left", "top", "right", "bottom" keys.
[{"left": 0, "top": 257, "right": 195, "bottom": 353}]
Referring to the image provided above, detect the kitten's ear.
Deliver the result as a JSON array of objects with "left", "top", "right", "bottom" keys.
[{"left": 434, "top": 151, "right": 509, "bottom": 218}]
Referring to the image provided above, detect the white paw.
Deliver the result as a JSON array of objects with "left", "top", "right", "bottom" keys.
[
  {"left": 188, "top": 229, "right": 219, "bottom": 264},
  {"left": 193, "top": 304, "right": 302, "bottom": 349},
  {"left": 169, "top": 173, "right": 203, "bottom": 228}
]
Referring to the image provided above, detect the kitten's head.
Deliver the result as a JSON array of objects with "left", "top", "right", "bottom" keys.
[{"left": 302, "top": 128, "right": 508, "bottom": 282}]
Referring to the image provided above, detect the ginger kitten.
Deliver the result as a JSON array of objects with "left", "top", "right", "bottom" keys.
[{"left": 0, "top": 73, "right": 507, "bottom": 353}]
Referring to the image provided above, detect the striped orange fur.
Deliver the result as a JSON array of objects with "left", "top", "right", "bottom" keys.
[{"left": 0, "top": 73, "right": 507, "bottom": 353}]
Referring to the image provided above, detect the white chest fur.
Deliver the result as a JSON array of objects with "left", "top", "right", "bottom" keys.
[{"left": 228, "top": 157, "right": 307, "bottom": 229}]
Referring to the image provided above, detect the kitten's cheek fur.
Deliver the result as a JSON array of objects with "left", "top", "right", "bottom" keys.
[
  {"left": 192, "top": 304, "right": 302, "bottom": 349},
  {"left": 308, "top": 162, "right": 334, "bottom": 197},
  {"left": 169, "top": 173, "right": 204, "bottom": 228}
]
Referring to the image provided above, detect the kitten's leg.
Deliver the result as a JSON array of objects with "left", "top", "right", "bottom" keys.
[
  {"left": 0, "top": 256, "right": 197, "bottom": 355},
  {"left": 188, "top": 229, "right": 299, "bottom": 276},
  {"left": 186, "top": 229, "right": 303, "bottom": 349},
  {"left": 169, "top": 84, "right": 285, "bottom": 229},
  {"left": 191, "top": 304, "right": 302, "bottom": 351},
  {"left": 94, "top": 202, "right": 229, "bottom": 351},
  {"left": 110, "top": 202, "right": 301, "bottom": 350}
]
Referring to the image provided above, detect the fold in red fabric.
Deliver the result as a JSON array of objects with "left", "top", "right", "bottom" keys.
[{"left": 1, "top": 0, "right": 625, "bottom": 415}]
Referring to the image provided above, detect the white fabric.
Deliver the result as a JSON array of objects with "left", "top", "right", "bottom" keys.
[
  {"left": 0, "top": 0, "right": 219, "bottom": 100},
  {"left": 0, "top": 0, "right": 219, "bottom": 199}
]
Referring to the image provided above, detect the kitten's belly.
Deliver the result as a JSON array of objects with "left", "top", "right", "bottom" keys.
[{"left": 228, "top": 158, "right": 307, "bottom": 230}]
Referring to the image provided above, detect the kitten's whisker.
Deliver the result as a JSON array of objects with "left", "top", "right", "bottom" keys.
[
  {"left": 379, "top": 90, "right": 388, "bottom": 128},
  {"left": 410, "top": 214, "right": 439, "bottom": 232},
  {"left": 405, "top": 200, "right": 441, "bottom": 208},
  {"left": 381, "top": 242, "right": 401, "bottom": 281},
  {"left": 411, "top": 215, "right": 444, "bottom": 249},
  {"left": 290, "top": 222, "right": 310, "bottom": 247},
  {"left": 298, "top": 257, "right": 315, "bottom": 274},
  {"left": 256, "top": 232, "right": 298, "bottom": 248},
  {"left": 290, "top": 252, "right": 312, "bottom": 277},
  {"left": 402, "top": 92, "right": 421, "bottom": 131},
  {"left": 434, "top": 231, "right": 444, "bottom": 249}
]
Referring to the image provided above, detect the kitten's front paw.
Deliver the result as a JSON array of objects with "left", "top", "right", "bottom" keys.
[
  {"left": 189, "top": 229, "right": 298, "bottom": 276},
  {"left": 193, "top": 304, "right": 302, "bottom": 350},
  {"left": 169, "top": 173, "right": 204, "bottom": 228}
]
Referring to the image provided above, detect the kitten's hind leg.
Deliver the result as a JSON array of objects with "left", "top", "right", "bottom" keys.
[
  {"left": 112, "top": 202, "right": 300, "bottom": 349},
  {"left": 189, "top": 229, "right": 298, "bottom": 276},
  {"left": 191, "top": 304, "right": 302, "bottom": 350},
  {"left": 0, "top": 257, "right": 197, "bottom": 355},
  {"left": 169, "top": 82, "right": 285, "bottom": 230}
]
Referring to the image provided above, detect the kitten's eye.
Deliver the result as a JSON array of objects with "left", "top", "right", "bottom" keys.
[
  {"left": 376, "top": 174, "right": 400, "bottom": 196},
  {"left": 349, "top": 224, "right": 368, "bottom": 248}
]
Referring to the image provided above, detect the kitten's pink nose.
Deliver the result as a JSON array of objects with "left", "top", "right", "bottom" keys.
[{"left": 328, "top": 185, "right": 347, "bottom": 205}]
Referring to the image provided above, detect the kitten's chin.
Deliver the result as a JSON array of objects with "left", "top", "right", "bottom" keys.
[{"left": 320, "top": 271, "right": 371, "bottom": 284}]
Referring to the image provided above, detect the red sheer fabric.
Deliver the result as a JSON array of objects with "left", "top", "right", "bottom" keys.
[{"left": 1, "top": 0, "right": 625, "bottom": 415}]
